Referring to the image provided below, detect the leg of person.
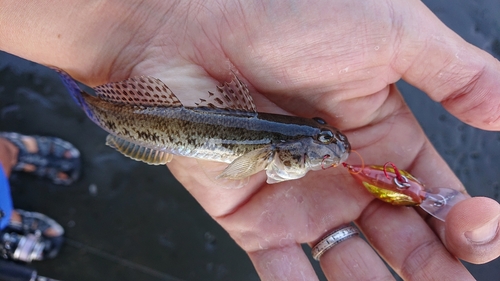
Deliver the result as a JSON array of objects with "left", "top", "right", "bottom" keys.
[
  {"left": 0, "top": 134, "right": 77, "bottom": 262},
  {"left": 0, "top": 132, "right": 80, "bottom": 185},
  {"left": 0, "top": 137, "right": 16, "bottom": 231},
  {"left": 0, "top": 164, "right": 13, "bottom": 233}
]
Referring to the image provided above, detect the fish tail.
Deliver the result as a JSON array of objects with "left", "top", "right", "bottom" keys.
[
  {"left": 49, "top": 66, "right": 96, "bottom": 121},
  {"left": 50, "top": 67, "right": 86, "bottom": 107}
]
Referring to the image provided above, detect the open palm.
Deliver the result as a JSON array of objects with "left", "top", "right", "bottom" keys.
[{"left": 2, "top": 0, "right": 500, "bottom": 280}]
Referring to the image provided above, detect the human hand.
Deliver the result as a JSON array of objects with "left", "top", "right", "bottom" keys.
[{"left": 2, "top": 0, "right": 499, "bottom": 280}]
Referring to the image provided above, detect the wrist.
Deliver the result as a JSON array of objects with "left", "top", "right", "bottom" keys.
[{"left": 0, "top": 0, "right": 181, "bottom": 84}]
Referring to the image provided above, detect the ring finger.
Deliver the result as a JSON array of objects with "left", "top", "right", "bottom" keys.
[{"left": 310, "top": 225, "right": 395, "bottom": 280}]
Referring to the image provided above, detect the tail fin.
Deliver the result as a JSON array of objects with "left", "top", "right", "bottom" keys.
[
  {"left": 49, "top": 66, "right": 99, "bottom": 123},
  {"left": 49, "top": 66, "right": 86, "bottom": 107}
]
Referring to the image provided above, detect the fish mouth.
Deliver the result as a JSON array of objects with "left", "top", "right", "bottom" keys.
[
  {"left": 339, "top": 148, "right": 350, "bottom": 164},
  {"left": 306, "top": 154, "right": 337, "bottom": 171},
  {"left": 323, "top": 145, "right": 351, "bottom": 170}
]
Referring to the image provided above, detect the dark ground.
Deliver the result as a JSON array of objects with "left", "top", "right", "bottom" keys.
[{"left": 1, "top": 0, "right": 500, "bottom": 280}]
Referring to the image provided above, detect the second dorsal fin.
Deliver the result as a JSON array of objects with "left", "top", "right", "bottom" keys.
[
  {"left": 195, "top": 72, "right": 257, "bottom": 112},
  {"left": 94, "top": 76, "right": 183, "bottom": 107}
]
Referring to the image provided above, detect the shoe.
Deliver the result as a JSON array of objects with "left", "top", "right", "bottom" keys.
[
  {"left": 3, "top": 209, "right": 64, "bottom": 261},
  {"left": 0, "top": 132, "right": 81, "bottom": 185}
]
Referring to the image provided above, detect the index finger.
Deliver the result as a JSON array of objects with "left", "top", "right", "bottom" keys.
[{"left": 394, "top": 1, "right": 500, "bottom": 130}]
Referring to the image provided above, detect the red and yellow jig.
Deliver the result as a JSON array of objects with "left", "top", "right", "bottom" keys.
[{"left": 344, "top": 162, "right": 467, "bottom": 221}]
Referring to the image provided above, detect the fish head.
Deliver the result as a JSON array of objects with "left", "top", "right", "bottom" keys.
[
  {"left": 265, "top": 126, "right": 350, "bottom": 183},
  {"left": 305, "top": 126, "right": 350, "bottom": 171}
]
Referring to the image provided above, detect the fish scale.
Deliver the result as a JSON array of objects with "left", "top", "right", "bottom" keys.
[{"left": 87, "top": 98, "right": 307, "bottom": 160}]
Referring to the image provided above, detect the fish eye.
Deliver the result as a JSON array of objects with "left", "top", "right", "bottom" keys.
[
  {"left": 317, "top": 130, "right": 334, "bottom": 144},
  {"left": 313, "top": 117, "right": 326, "bottom": 125}
]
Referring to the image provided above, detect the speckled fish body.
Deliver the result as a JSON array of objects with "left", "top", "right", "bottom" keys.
[{"left": 53, "top": 68, "right": 350, "bottom": 184}]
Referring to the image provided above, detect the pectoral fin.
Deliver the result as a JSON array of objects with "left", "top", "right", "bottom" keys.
[
  {"left": 196, "top": 159, "right": 250, "bottom": 189},
  {"left": 106, "top": 134, "right": 173, "bottom": 165},
  {"left": 216, "top": 146, "right": 274, "bottom": 180}
]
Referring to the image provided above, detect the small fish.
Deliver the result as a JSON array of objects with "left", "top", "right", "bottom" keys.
[{"left": 52, "top": 67, "right": 350, "bottom": 184}]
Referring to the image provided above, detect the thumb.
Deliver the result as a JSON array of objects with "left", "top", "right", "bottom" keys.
[{"left": 444, "top": 197, "right": 500, "bottom": 264}]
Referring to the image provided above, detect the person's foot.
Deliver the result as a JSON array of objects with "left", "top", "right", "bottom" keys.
[
  {"left": 9, "top": 210, "right": 64, "bottom": 238},
  {"left": 1, "top": 209, "right": 64, "bottom": 262},
  {"left": 0, "top": 132, "right": 81, "bottom": 185}
]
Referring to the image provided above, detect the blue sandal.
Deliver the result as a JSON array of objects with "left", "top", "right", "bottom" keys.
[
  {"left": 0, "top": 132, "right": 81, "bottom": 185},
  {"left": 1, "top": 209, "right": 64, "bottom": 262}
]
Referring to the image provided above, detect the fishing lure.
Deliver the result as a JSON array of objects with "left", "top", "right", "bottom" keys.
[
  {"left": 344, "top": 162, "right": 467, "bottom": 221},
  {"left": 51, "top": 67, "right": 350, "bottom": 184}
]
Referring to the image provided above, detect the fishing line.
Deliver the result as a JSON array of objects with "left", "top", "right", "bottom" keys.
[{"left": 65, "top": 238, "right": 184, "bottom": 281}]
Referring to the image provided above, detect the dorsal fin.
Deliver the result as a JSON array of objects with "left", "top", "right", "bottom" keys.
[
  {"left": 94, "top": 76, "right": 183, "bottom": 107},
  {"left": 106, "top": 134, "right": 173, "bottom": 165},
  {"left": 195, "top": 72, "right": 257, "bottom": 112}
]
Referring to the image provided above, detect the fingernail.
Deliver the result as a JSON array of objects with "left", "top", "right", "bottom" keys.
[{"left": 465, "top": 216, "right": 500, "bottom": 244}]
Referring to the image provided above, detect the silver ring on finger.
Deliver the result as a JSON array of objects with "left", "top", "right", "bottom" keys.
[{"left": 311, "top": 224, "right": 360, "bottom": 261}]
